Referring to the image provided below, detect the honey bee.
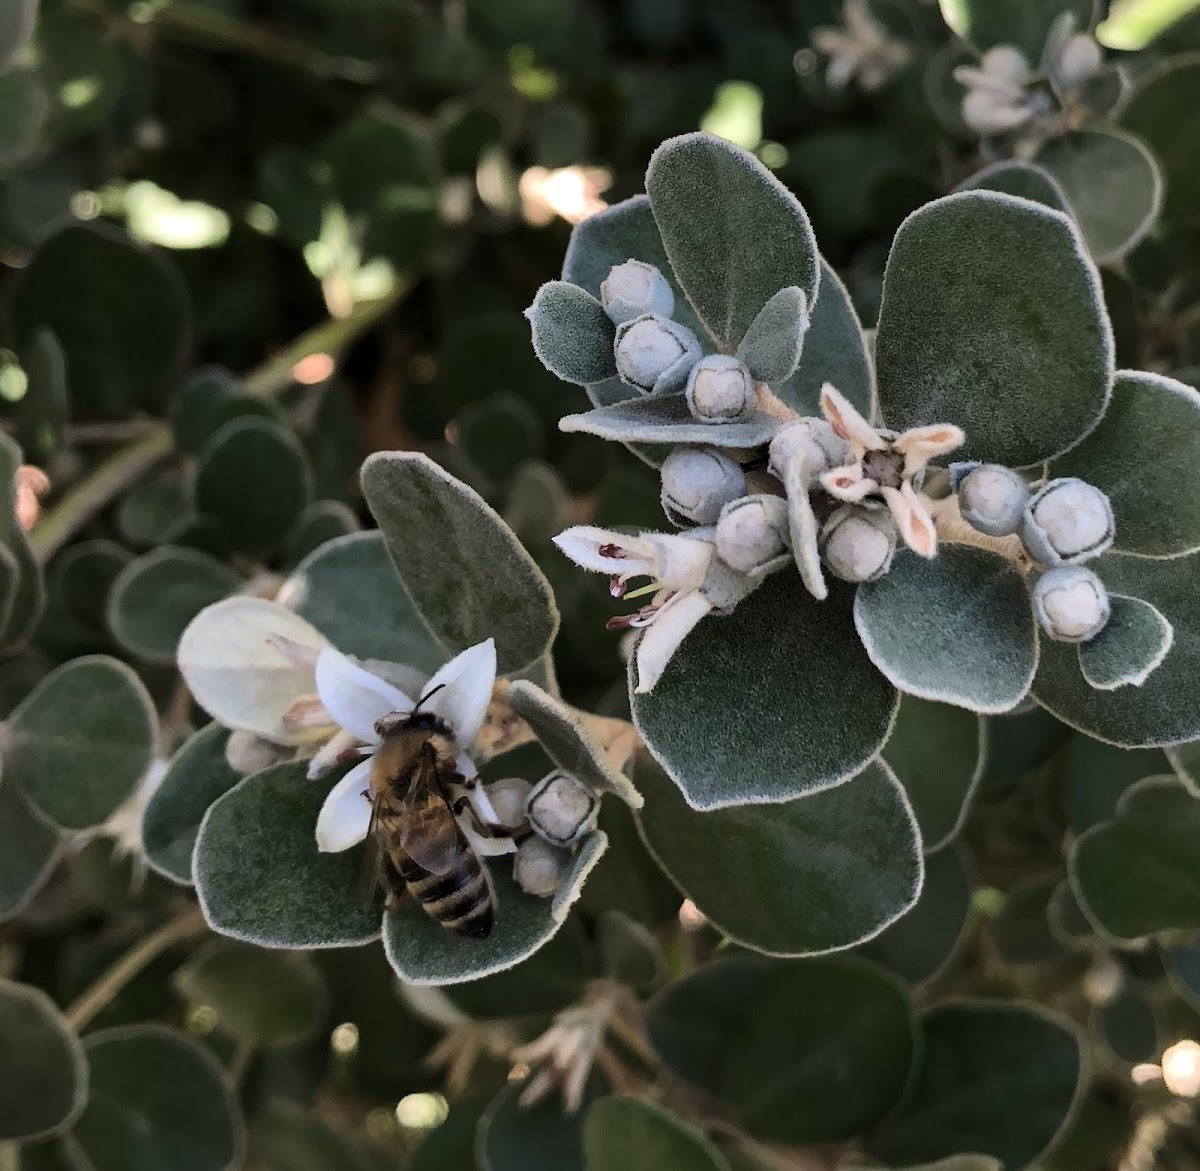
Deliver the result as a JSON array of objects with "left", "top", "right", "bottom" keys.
[{"left": 363, "top": 686, "right": 516, "bottom": 938}]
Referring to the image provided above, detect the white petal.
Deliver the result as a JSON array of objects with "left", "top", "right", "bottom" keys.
[
  {"left": 820, "top": 464, "right": 877, "bottom": 502},
  {"left": 552, "top": 526, "right": 652, "bottom": 575},
  {"left": 643, "top": 532, "right": 715, "bottom": 594},
  {"left": 894, "top": 423, "right": 966, "bottom": 475},
  {"left": 634, "top": 591, "right": 713, "bottom": 693},
  {"left": 423, "top": 639, "right": 497, "bottom": 747},
  {"left": 881, "top": 483, "right": 939, "bottom": 558},
  {"left": 315, "top": 758, "right": 375, "bottom": 853},
  {"left": 306, "top": 727, "right": 368, "bottom": 780},
  {"left": 315, "top": 646, "right": 413, "bottom": 744},
  {"left": 819, "top": 384, "right": 886, "bottom": 452},
  {"left": 177, "top": 597, "right": 330, "bottom": 746}
]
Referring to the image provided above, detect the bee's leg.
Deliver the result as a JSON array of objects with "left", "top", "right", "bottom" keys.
[
  {"left": 451, "top": 793, "right": 529, "bottom": 839},
  {"left": 381, "top": 854, "right": 409, "bottom": 915}
]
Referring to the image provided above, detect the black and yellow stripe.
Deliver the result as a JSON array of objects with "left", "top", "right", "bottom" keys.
[{"left": 396, "top": 846, "right": 494, "bottom": 938}]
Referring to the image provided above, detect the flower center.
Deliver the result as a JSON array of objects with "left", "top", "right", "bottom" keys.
[{"left": 862, "top": 448, "right": 905, "bottom": 490}]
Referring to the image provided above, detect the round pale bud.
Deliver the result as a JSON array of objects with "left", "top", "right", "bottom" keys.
[
  {"left": 1052, "top": 34, "right": 1102, "bottom": 89},
  {"left": 600, "top": 260, "right": 675, "bottom": 325},
  {"left": 715, "top": 495, "right": 788, "bottom": 573},
  {"left": 513, "top": 835, "right": 569, "bottom": 898},
  {"left": 484, "top": 777, "right": 532, "bottom": 827},
  {"left": 820, "top": 506, "right": 896, "bottom": 583},
  {"left": 661, "top": 447, "right": 746, "bottom": 526},
  {"left": 767, "top": 418, "right": 849, "bottom": 482},
  {"left": 954, "top": 462, "right": 1031, "bottom": 537},
  {"left": 1022, "top": 477, "right": 1114, "bottom": 566},
  {"left": 980, "top": 45, "right": 1033, "bottom": 86},
  {"left": 1032, "top": 566, "right": 1111, "bottom": 643},
  {"left": 526, "top": 769, "right": 598, "bottom": 848},
  {"left": 685, "top": 355, "right": 756, "bottom": 424},
  {"left": 614, "top": 313, "right": 701, "bottom": 395}
]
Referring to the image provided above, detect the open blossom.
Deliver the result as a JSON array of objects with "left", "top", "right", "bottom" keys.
[
  {"left": 812, "top": 0, "right": 912, "bottom": 92},
  {"left": 817, "top": 384, "right": 963, "bottom": 557},
  {"left": 553, "top": 526, "right": 716, "bottom": 693},
  {"left": 310, "top": 638, "right": 514, "bottom": 859},
  {"left": 954, "top": 46, "right": 1044, "bottom": 136}
]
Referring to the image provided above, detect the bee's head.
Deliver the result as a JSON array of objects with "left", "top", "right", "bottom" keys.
[{"left": 373, "top": 708, "right": 445, "bottom": 739}]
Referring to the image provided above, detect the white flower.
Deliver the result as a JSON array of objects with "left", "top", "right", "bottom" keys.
[
  {"left": 312, "top": 639, "right": 512, "bottom": 858},
  {"left": 553, "top": 526, "right": 716, "bottom": 693},
  {"left": 817, "top": 383, "right": 963, "bottom": 557},
  {"left": 812, "top": 0, "right": 912, "bottom": 92},
  {"left": 954, "top": 45, "right": 1042, "bottom": 135}
]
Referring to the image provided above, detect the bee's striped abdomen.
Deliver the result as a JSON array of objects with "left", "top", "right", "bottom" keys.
[{"left": 396, "top": 844, "right": 494, "bottom": 938}]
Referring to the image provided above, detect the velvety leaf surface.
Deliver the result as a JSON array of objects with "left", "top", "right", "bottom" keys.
[
  {"left": 0, "top": 979, "right": 86, "bottom": 1142},
  {"left": 633, "top": 572, "right": 897, "bottom": 809},
  {"left": 276, "top": 531, "right": 444, "bottom": 672},
  {"left": 856, "top": 548, "right": 1037, "bottom": 715},
  {"left": 247, "top": 1100, "right": 371, "bottom": 1171},
  {"left": 875, "top": 191, "right": 1112, "bottom": 468},
  {"left": 477, "top": 1076, "right": 603, "bottom": 1171},
  {"left": 7, "top": 655, "right": 156, "bottom": 829},
  {"left": 1057, "top": 733, "right": 1167, "bottom": 834},
  {"left": 193, "top": 762, "right": 380, "bottom": 948},
  {"left": 584, "top": 1098, "right": 729, "bottom": 1171},
  {"left": 719, "top": 958, "right": 916, "bottom": 1144},
  {"left": 361, "top": 452, "right": 558, "bottom": 674},
  {"left": 645, "top": 132, "right": 819, "bottom": 350},
  {"left": 1052, "top": 371, "right": 1200, "bottom": 557},
  {"left": 866, "top": 1000, "right": 1084, "bottom": 1171},
  {"left": 1047, "top": 880, "right": 1096, "bottom": 946},
  {"left": 635, "top": 756, "right": 922, "bottom": 956},
  {"left": 142, "top": 724, "right": 241, "bottom": 886},
  {"left": 0, "top": 774, "right": 59, "bottom": 919},
  {"left": 559, "top": 392, "right": 779, "bottom": 448},
  {"left": 8, "top": 223, "right": 191, "bottom": 415},
  {"left": 107, "top": 547, "right": 239, "bottom": 665},
  {"left": 1034, "top": 553, "right": 1200, "bottom": 745},
  {"left": 1078, "top": 595, "right": 1172, "bottom": 691},
  {"left": 72, "top": 1026, "right": 242, "bottom": 1171},
  {"left": 285, "top": 500, "right": 360, "bottom": 565},
  {"left": 173, "top": 941, "right": 326, "bottom": 1047},
  {"left": 991, "top": 874, "right": 1064, "bottom": 966},
  {"left": 1034, "top": 131, "right": 1162, "bottom": 263},
  {"left": 957, "top": 161, "right": 1072, "bottom": 214},
  {"left": 771, "top": 259, "right": 872, "bottom": 416},
  {"left": 383, "top": 831, "right": 606, "bottom": 984},
  {"left": 736, "top": 286, "right": 808, "bottom": 384},
  {"left": 884, "top": 695, "right": 985, "bottom": 850},
  {"left": 1095, "top": 986, "right": 1159, "bottom": 1064},
  {"left": 1070, "top": 776, "right": 1200, "bottom": 941},
  {"left": 527, "top": 281, "right": 616, "bottom": 385},
  {"left": 857, "top": 845, "right": 972, "bottom": 984}
]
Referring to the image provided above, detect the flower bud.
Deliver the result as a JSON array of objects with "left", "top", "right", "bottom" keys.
[
  {"left": 1022, "top": 477, "right": 1114, "bottom": 566},
  {"left": 768, "top": 418, "right": 849, "bottom": 482},
  {"left": 981, "top": 45, "right": 1034, "bottom": 86},
  {"left": 600, "top": 260, "right": 675, "bottom": 325},
  {"left": 614, "top": 313, "right": 701, "bottom": 395},
  {"left": 1052, "top": 34, "right": 1102, "bottom": 89},
  {"left": 820, "top": 506, "right": 896, "bottom": 583},
  {"left": 484, "top": 777, "right": 532, "bottom": 827},
  {"left": 513, "top": 835, "right": 569, "bottom": 897},
  {"left": 661, "top": 447, "right": 746, "bottom": 526},
  {"left": 526, "top": 769, "right": 598, "bottom": 848},
  {"left": 684, "top": 355, "right": 756, "bottom": 424},
  {"left": 953, "top": 462, "right": 1030, "bottom": 537},
  {"left": 1033, "top": 566, "right": 1111, "bottom": 642},
  {"left": 962, "top": 89, "right": 1035, "bottom": 136},
  {"left": 715, "top": 495, "right": 789, "bottom": 574}
]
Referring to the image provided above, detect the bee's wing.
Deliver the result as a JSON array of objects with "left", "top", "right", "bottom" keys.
[
  {"left": 400, "top": 752, "right": 465, "bottom": 877},
  {"left": 356, "top": 789, "right": 387, "bottom": 913}
]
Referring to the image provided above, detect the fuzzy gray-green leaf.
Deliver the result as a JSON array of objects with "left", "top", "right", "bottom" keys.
[
  {"left": 0, "top": 775, "right": 59, "bottom": 920},
  {"left": 584, "top": 1098, "right": 730, "bottom": 1171},
  {"left": 1034, "top": 130, "right": 1162, "bottom": 263},
  {"left": 646, "top": 132, "right": 819, "bottom": 350},
  {"left": 360, "top": 452, "right": 558, "bottom": 674},
  {"left": 1070, "top": 776, "right": 1200, "bottom": 941},
  {"left": 856, "top": 547, "right": 1037, "bottom": 715},
  {"left": 632, "top": 572, "right": 897, "bottom": 809},
  {"left": 884, "top": 695, "right": 986, "bottom": 851},
  {"left": 107, "top": 546, "right": 239, "bottom": 666},
  {"left": 194, "top": 762, "right": 380, "bottom": 949},
  {"left": 7, "top": 655, "right": 156, "bottom": 830},
  {"left": 142, "top": 724, "right": 242, "bottom": 886},
  {"left": 957, "top": 161, "right": 1072, "bottom": 214},
  {"left": 875, "top": 191, "right": 1112, "bottom": 468},
  {"left": 1078, "top": 595, "right": 1172, "bottom": 691},
  {"left": 527, "top": 281, "right": 616, "bottom": 385},
  {"left": 0, "top": 978, "right": 86, "bottom": 1142},
  {"left": 736, "top": 286, "right": 808, "bottom": 384},
  {"left": 866, "top": 1000, "right": 1084, "bottom": 1171},
  {"left": 559, "top": 392, "right": 779, "bottom": 448},
  {"left": 1052, "top": 371, "right": 1200, "bottom": 557},
  {"left": 635, "top": 756, "right": 922, "bottom": 956}
]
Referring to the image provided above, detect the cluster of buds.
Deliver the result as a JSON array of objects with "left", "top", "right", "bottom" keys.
[
  {"left": 488, "top": 770, "right": 599, "bottom": 898},
  {"left": 954, "top": 15, "right": 1105, "bottom": 139},
  {"left": 953, "top": 463, "right": 1117, "bottom": 644}
]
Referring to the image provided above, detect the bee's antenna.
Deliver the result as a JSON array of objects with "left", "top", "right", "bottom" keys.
[{"left": 413, "top": 682, "right": 447, "bottom": 713}]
